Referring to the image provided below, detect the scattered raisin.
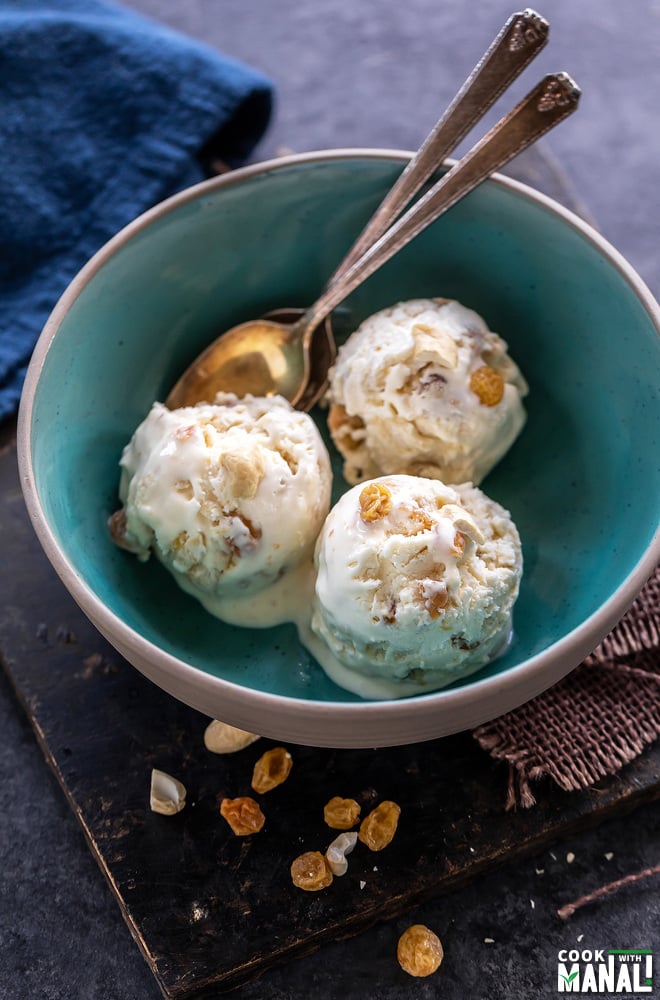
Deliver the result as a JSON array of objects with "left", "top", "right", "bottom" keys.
[
  {"left": 290, "top": 851, "right": 333, "bottom": 891},
  {"left": 251, "top": 746, "right": 293, "bottom": 793},
  {"left": 469, "top": 365, "right": 505, "bottom": 406},
  {"left": 219, "top": 796, "right": 265, "bottom": 836},
  {"left": 323, "top": 796, "right": 361, "bottom": 830},
  {"left": 359, "top": 483, "right": 392, "bottom": 522},
  {"left": 397, "top": 924, "right": 444, "bottom": 977},
  {"left": 358, "top": 800, "right": 401, "bottom": 851}
]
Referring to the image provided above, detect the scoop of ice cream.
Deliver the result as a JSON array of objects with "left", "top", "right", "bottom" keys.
[
  {"left": 111, "top": 394, "right": 332, "bottom": 621},
  {"left": 307, "top": 474, "right": 522, "bottom": 698},
  {"left": 327, "top": 298, "right": 528, "bottom": 486}
]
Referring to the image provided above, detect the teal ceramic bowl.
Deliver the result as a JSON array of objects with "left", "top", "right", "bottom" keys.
[{"left": 18, "top": 150, "right": 660, "bottom": 747}]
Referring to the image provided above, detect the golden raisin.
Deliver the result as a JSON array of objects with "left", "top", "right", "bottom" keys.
[
  {"left": 290, "top": 851, "right": 334, "bottom": 891},
  {"left": 323, "top": 796, "right": 361, "bottom": 830},
  {"left": 359, "top": 483, "right": 392, "bottom": 523},
  {"left": 399, "top": 507, "right": 434, "bottom": 535},
  {"left": 469, "top": 365, "right": 505, "bottom": 406},
  {"left": 358, "top": 800, "right": 401, "bottom": 851},
  {"left": 108, "top": 507, "right": 127, "bottom": 545},
  {"left": 251, "top": 746, "right": 293, "bottom": 793},
  {"left": 219, "top": 796, "right": 265, "bottom": 836},
  {"left": 425, "top": 585, "right": 450, "bottom": 619},
  {"left": 397, "top": 924, "right": 444, "bottom": 977}
]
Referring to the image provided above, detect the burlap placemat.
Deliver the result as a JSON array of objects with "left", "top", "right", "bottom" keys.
[{"left": 474, "top": 565, "right": 660, "bottom": 808}]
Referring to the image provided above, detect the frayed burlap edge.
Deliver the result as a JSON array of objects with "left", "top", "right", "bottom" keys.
[{"left": 473, "top": 565, "right": 660, "bottom": 809}]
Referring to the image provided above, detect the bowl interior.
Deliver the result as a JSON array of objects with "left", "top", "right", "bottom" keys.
[{"left": 28, "top": 154, "right": 660, "bottom": 705}]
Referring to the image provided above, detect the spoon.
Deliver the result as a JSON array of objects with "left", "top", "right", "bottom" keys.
[
  {"left": 166, "top": 9, "right": 550, "bottom": 412},
  {"left": 324, "top": 8, "right": 550, "bottom": 281},
  {"left": 168, "top": 72, "right": 579, "bottom": 412},
  {"left": 167, "top": 71, "right": 579, "bottom": 411},
  {"left": 274, "top": 9, "right": 552, "bottom": 414},
  {"left": 298, "top": 71, "right": 580, "bottom": 410}
]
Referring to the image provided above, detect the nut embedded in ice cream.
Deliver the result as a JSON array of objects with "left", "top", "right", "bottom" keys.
[
  {"left": 110, "top": 394, "right": 332, "bottom": 626},
  {"left": 327, "top": 298, "right": 528, "bottom": 486},
  {"left": 304, "top": 474, "right": 522, "bottom": 699}
]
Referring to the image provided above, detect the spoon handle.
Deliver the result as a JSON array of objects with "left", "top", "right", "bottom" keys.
[
  {"left": 303, "top": 72, "right": 580, "bottom": 335},
  {"left": 331, "top": 8, "right": 549, "bottom": 280}
]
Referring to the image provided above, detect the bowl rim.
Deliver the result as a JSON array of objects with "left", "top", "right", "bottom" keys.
[{"left": 17, "top": 147, "right": 660, "bottom": 746}]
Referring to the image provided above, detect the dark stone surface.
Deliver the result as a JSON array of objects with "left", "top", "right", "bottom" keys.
[
  {"left": 1, "top": 596, "right": 659, "bottom": 1000},
  {"left": 125, "top": 0, "right": 660, "bottom": 301},
  {"left": 2, "top": 2, "right": 660, "bottom": 998},
  {"left": 2, "top": 434, "right": 659, "bottom": 995}
]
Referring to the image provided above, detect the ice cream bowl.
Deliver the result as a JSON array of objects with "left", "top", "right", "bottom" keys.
[{"left": 18, "top": 149, "right": 660, "bottom": 748}]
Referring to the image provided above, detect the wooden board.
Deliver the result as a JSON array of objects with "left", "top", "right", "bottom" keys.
[
  {"left": 2, "top": 428, "right": 660, "bottom": 998},
  {"left": 1, "top": 139, "right": 656, "bottom": 1000}
]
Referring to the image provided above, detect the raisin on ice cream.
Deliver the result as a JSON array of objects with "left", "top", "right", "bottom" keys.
[
  {"left": 327, "top": 298, "right": 528, "bottom": 486},
  {"left": 110, "top": 394, "right": 332, "bottom": 624},
  {"left": 305, "top": 474, "right": 522, "bottom": 699}
]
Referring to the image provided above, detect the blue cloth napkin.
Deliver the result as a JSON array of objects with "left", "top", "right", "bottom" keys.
[{"left": 0, "top": 0, "right": 274, "bottom": 421}]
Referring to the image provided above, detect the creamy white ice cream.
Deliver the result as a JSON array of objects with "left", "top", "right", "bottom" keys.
[
  {"left": 305, "top": 474, "right": 522, "bottom": 698},
  {"left": 111, "top": 394, "right": 332, "bottom": 626},
  {"left": 327, "top": 298, "right": 528, "bottom": 486}
]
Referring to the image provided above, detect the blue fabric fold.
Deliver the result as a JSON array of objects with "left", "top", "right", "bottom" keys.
[{"left": 0, "top": 0, "right": 274, "bottom": 420}]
